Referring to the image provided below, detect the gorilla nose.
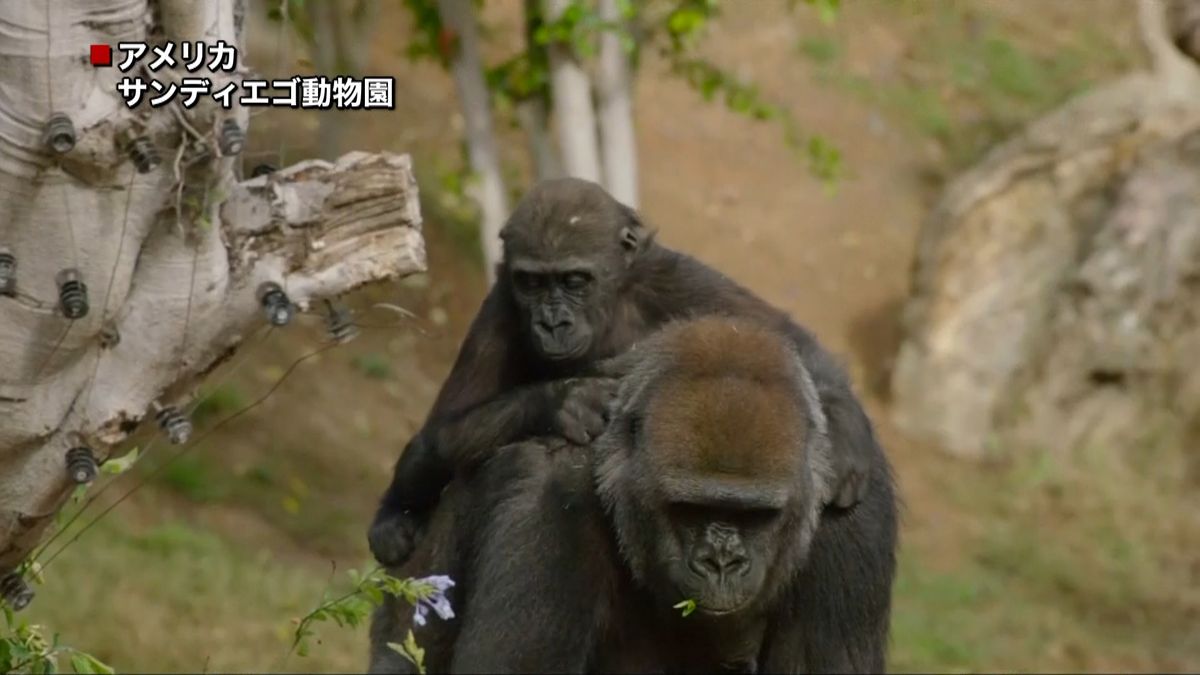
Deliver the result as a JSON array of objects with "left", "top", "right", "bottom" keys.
[
  {"left": 538, "top": 317, "right": 573, "bottom": 335},
  {"left": 691, "top": 550, "right": 750, "bottom": 580}
]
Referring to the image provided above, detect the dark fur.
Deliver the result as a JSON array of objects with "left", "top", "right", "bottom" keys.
[
  {"left": 371, "top": 318, "right": 898, "bottom": 673},
  {"left": 369, "top": 178, "right": 876, "bottom": 569}
]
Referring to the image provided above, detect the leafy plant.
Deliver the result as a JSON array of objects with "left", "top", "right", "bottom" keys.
[
  {"left": 1, "top": 605, "right": 114, "bottom": 674},
  {"left": 287, "top": 568, "right": 455, "bottom": 672},
  {"left": 652, "top": 0, "right": 844, "bottom": 184},
  {"left": 397, "top": 0, "right": 846, "bottom": 184}
]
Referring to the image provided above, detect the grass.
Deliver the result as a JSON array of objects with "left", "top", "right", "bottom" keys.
[
  {"left": 25, "top": 422, "right": 1196, "bottom": 672},
  {"left": 192, "top": 383, "right": 249, "bottom": 427},
  {"left": 890, "top": 442, "right": 1200, "bottom": 672},
  {"left": 351, "top": 353, "right": 394, "bottom": 380},
  {"left": 22, "top": 515, "right": 368, "bottom": 673},
  {"left": 799, "top": 2, "right": 1136, "bottom": 174},
  {"left": 157, "top": 455, "right": 228, "bottom": 503}
]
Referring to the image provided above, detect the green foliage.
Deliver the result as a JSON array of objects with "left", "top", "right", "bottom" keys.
[
  {"left": 662, "top": 0, "right": 720, "bottom": 52},
  {"left": 797, "top": 0, "right": 840, "bottom": 25},
  {"left": 100, "top": 447, "right": 139, "bottom": 477},
  {"left": 669, "top": 57, "right": 842, "bottom": 184},
  {"left": 0, "top": 607, "right": 113, "bottom": 675},
  {"left": 797, "top": 35, "right": 840, "bottom": 66},
  {"left": 351, "top": 353, "right": 394, "bottom": 380},
  {"left": 400, "top": 0, "right": 448, "bottom": 65},
  {"left": 399, "top": 0, "right": 845, "bottom": 184},
  {"left": 129, "top": 523, "right": 221, "bottom": 558},
  {"left": 388, "top": 631, "right": 426, "bottom": 674},
  {"left": 157, "top": 455, "right": 227, "bottom": 503},
  {"left": 413, "top": 161, "right": 486, "bottom": 265},
  {"left": 803, "top": 3, "right": 1131, "bottom": 173},
  {"left": 654, "top": 1, "right": 844, "bottom": 184},
  {"left": 192, "top": 383, "right": 247, "bottom": 426},
  {"left": 534, "top": 0, "right": 604, "bottom": 59},
  {"left": 287, "top": 568, "right": 448, "bottom": 665}
]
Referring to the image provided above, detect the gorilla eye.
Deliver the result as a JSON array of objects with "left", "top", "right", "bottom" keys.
[
  {"left": 735, "top": 507, "right": 781, "bottom": 529},
  {"left": 561, "top": 272, "right": 592, "bottom": 291},
  {"left": 512, "top": 271, "right": 543, "bottom": 293}
]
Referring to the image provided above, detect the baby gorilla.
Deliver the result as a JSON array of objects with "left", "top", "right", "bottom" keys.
[{"left": 376, "top": 316, "right": 898, "bottom": 673}]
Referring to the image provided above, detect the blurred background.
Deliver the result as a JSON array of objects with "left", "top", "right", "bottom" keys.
[{"left": 21, "top": 0, "right": 1200, "bottom": 672}]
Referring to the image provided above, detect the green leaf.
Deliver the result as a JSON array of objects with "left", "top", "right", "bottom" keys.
[
  {"left": 69, "top": 651, "right": 114, "bottom": 675},
  {"left": 801, "top": 0, "right": 840, "bottom": 24},
  {"left": 388, "top": 629, "right": 427, "bottom": 675},
  {"left": 100, "top": 447, "right": 139, "bottom": 475},
  {"left": 25, "top": 562, "right": 45, "bottom": 587},
  {"left": 673, "top": 598, "right": 698, "bottom": 617}
]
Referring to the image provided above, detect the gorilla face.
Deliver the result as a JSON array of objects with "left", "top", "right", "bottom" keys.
[
  {"left": 497, "top": 177, "right": 650, "bottom": 364},
  {"left": 657, "top": 499, "right": 783, "bottom": 616},
  {"left": 596, "top": 328, "right": 831, "bottom": 622},
  {"left": 508, "top": 260, "right": 605, "bottom": 362}
]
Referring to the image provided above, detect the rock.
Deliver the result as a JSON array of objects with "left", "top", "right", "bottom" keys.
[{"left": 890, "top": 14, "right": 1200, "bottom": 460}]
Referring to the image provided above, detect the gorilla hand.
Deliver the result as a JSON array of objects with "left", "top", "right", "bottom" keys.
[
  {"left": 822, "top": 394, "right": 877, "bottom": 510},
  {"left": 829, "top": 450, "right": 869, "bottom": 509},
  {"left": 552, "top": 377, "right": 619, "bottom": 445},
  {"left": 368, "top": 508, "right": 426, "bottom": 568}
]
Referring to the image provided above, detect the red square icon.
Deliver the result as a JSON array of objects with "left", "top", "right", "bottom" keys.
[{"left": 90, "top": 44, "right": 112, "bottom": 67}]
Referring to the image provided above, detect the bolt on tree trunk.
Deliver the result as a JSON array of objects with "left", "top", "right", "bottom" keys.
[{"left": 0, "top": 0, "right": 425, "bottom": 578}]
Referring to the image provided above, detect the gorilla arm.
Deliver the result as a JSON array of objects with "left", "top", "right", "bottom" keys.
[
  {"left": 759, "top": 461, "right": 898, "bottom": 673},
  {"left": 371, "top": 289, "right": 557, "bottom": 565}
]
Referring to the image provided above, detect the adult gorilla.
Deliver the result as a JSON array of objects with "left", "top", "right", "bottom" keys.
[{"left": 369, "top": 317, "right": 898, "bottom": 673}]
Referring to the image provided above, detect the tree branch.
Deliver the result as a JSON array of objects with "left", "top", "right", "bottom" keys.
[{"left": 0, "top": 0, "right": 425, "bottom": 574}]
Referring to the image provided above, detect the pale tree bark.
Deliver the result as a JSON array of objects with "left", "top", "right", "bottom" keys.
[
  {"left": 515, "top": 99, "right": 562, "bottom": 182},
  {"left": 595, "top": 0, "right": 639, "bottom": 207},
  {"left": 515, "top": 0, "right": 563, "bottom": 182},
  {"left": 437, "top": 0, "right": 510, "bottom": 283},
  {"left": 0, "top": 0, "right": 425, "bottom": 578},
  {"left": 543, "top": 0, "right": 603, "bottom": 183}
]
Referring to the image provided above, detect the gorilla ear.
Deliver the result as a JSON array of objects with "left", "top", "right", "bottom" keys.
[
  {"left": 830, "top": 468, "right": 867, "bottom": 509},
  {"left": 618, "top": 204, "right": 653, "bottom": 265},
  {"left": 620, "top": 227, "right": 639, "bottom": 251}
]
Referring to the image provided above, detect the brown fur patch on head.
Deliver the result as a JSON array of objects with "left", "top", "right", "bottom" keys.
[
  {"left": 500, "top": 178, "right": 633, "bottom": 264},
  {"left": 641, "top": 317, "right": 809, "bottom": 482}
]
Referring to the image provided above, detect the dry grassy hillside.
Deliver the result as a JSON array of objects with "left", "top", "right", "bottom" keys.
[{"left": 21, "top": 1, "right": 1199, "bottom": 672}]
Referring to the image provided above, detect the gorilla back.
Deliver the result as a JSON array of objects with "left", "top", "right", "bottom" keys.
[{"left": 377, "top": 316, "right": 898, "bottom": 674}]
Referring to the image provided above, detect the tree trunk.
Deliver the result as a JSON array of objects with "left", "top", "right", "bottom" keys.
[
  {"left": 307, "top": 0, "right": 380, "bottom": 159},
  {"left": 543, "top": 0, "right": 603, "bottom": 183},
  {"left": 437, "top": 0, "right": 510, "bottom": 283},
  {"left": 516, "top": 0, "right": 563, "bottom": 182},
  {"left": 0, "top": 0, "right": 424, "bottom": 576},
  {"left": 516, "top": 98, "right": 563, "bottom": 182},
  {"left": 890, "top": 0, "right": 1200, "bottom": 460},
  {"left": 595, "top": 0, "right": 639, "bottom": 207}
]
